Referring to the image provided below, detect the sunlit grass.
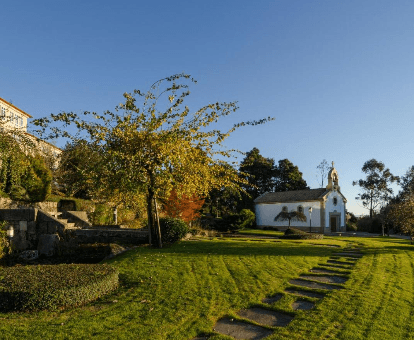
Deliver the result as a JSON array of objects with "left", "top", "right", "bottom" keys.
[{"left": 1, "top": 236, "right": 413, "bottom": 339}]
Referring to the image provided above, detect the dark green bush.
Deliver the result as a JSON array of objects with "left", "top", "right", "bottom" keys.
[
  {"left": 357, "top": 217, "right": 371, "bottom": 232},
  {"left": 0, "top": 220, "right": 10, "bottom": 260},
  {"left": 357, "top": 216, "right": 382, "bottom": 233},
  {"left": 238, "top": 209, "right": 256, "bottom": 229},
  {"left": 280, "top": 227, "right": 323, "bottom": 239},
  {"left": 159, "top": 217, "right": 189, "bottom": 244},
  {"left": 346, "top": 222, "right": 357, "bottom": 232},
  {"left": 23, "top": 155, "right": 53, "bottom": 202},
  {"left": 0, "top": 264, "right": 118, "bottom": 312}
]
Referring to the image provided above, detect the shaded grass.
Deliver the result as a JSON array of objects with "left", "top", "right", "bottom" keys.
[{"left": 0, "top": 236, "right": 414, "bottom": 339}]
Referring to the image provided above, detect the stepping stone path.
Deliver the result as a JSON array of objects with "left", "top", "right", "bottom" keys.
[
  {"left": 191, "top": 246, "right": 364, "bottom": 340},
  {"left": 291, "top": 300, "right": 315, "bottom": 310}
]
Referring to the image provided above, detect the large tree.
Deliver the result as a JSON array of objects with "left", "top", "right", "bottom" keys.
[
  {"left": 238, "top": 147, "right": 276, "bottom": 210},
  {"left": 316, "top": 159, "right": 330, "bottom": 187},
  {"left": 274, "top": 159, "right": 308, "bottom": 192},
  {"left": 34, "top": 74, "right": 273, "bottom": 247},
  {"left": 398, "top": 166, "right": 414, "bottom": 198},
  {"left": 353, "top": 159, "right": 399, "bottom": 218},
  {"left": 0, "top": 116, "right": 51, "bottom": 202},
  {"left": 387, "top": 193, "right": 414, "bottom": 238}
]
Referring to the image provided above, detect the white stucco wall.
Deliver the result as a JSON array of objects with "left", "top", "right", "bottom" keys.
[
  {"left": 0, "top": 101, "right": 29, "bottom": 131},
  {"left": 255, "top": 201, "right": 321, "bottom": 228},
  {"left": 324, "top": 191, "right": 346, "bottom": 230}
]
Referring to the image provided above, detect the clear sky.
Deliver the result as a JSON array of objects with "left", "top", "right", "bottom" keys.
[{"left": 2, "top": 0, "right": 414, "bottom": 215}]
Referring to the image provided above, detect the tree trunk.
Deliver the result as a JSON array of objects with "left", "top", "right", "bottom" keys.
[
  {"left": 370, "top": 193, "right": 373, "bottom": 219},
  {"left": 146, "top": 189, "right": 154, "bottom": 246},
  {"left": 147, "top": 176, "right": 162, "bottom": 248},
  {"left": 154, "top": 197, "right": 162, "bottom": 248}
]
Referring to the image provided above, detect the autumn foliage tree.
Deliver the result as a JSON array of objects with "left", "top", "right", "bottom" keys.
[
  {"left": 34, "top": 74, "right": 273, "bottom": 247},
  {"left": 163, "top": 189, "right": 205, "bottom": 224}
]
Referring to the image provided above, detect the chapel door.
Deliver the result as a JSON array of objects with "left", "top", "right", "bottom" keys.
[{"left": 330, "top": 216, "right": 337, "bottom": 232}]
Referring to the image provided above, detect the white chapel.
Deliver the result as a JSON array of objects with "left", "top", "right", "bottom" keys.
[{"left": 254, "top": 163, "right": 347, "bottom": 233}]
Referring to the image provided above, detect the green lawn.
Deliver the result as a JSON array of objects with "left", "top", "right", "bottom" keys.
[
  {"left": 1, "top": 236, "right": 414, "bottom": 339},
  {"left": 237, "top": 228, "right": 285, "bottom": 237}
]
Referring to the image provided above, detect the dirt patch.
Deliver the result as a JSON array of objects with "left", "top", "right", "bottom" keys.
[
  {"left": 289, "top": 279, "right": 344, "bottom": 290},
  {"left": 214, "top": 317, "right": 273, "bottom": 340},
  {"left": 299, "top": 275, "right": 348, "bottom": 284},
  {"left": 237, "top": 307, "right": 294, "bottom": 327},
  {"left": 285, "top": 288, "right": 326, "bottom": 299},
  {"left": 262, "top": 294, "right": 283, "bottom": 305},
  {"left": 292, "top": 300, "right": 315, "bottom": 310}
]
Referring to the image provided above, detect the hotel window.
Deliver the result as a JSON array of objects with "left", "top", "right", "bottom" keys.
[{"left": 0, "top": 107, "right": 5, "bottom": 117}]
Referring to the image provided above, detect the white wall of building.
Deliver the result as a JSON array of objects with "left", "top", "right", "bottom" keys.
[
  {"left": 324, "top": 191, "right": 346, "bottom": 230},
  {"left": 255, "top": 201, "right": 321, "bottom": 228},
  {"left": 0, "top": 100, "right": 29, "bottom": 132}
]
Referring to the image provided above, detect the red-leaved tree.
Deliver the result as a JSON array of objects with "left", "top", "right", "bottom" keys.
[{"left": 163, "top": 189, "right": 205, "bottom": 224}]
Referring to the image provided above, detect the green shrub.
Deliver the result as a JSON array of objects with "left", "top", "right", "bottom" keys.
[
  {"left": 357, "top": 216, "right": 382, "bottom": 233},
  {"left": 357, "top": 217, "right": 371, "bottom": 232},
  {"left": 23, "top": 155, "right": 53, "bottom": 202},
  {"left": 238, "top": 209, "right": 256, "bottom": 229},
  {"left": 0, "top": 264, "right": 118, "bottom": 312},
  {"left": 159, "top": 218, "right": 189, "bottom": 244},
  {"left": 346, "top": 222, "right": 357, "bottom": 232},
  {"left": 90, "top": 204, "right": 114, "bottom": 225},
  {"left": 280, "top": 227, "right": 323, "bottom": 240},
  {"left": 0, "top": 220, "right": 10, "bottom": 260}
]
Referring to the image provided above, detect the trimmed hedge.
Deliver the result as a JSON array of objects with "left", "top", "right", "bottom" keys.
[
  {"left": 0, "top": 264, "right": 118, "bottom": 312},
  {"left": 279, "top": 227, "right": 324, "bottom": 240}
]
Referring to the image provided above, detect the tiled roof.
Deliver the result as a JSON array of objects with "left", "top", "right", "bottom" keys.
[{"left": 254, "top": 188, "right": 328, "bottom": 203}]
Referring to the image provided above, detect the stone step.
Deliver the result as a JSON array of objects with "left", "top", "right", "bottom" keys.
[
  {"left": 292, "top": 300, "right": 315, "bottom": 310},
  {"left": 289, "top": 279, "right": 345, "bottom": 290},
  {"left": 213, "top": 317, "right": 273, "bottom": 340},
  {"left": 285, "top": 288, "right": 326, "bottom": 299},
  {"left": 237, "top": 307, "right": 294, "bottom": 327},
  {"left": 334, "top": 252, "right": 363, "bottom": 258},
  {"left": 262, "top": 294, "right": 282, "bottom": 305},
  {"left": 299, "top": 274, "right": 348, "bottom": 284},
  {"left": 309, "top": 267, "right": 350, "bottom": 275}
]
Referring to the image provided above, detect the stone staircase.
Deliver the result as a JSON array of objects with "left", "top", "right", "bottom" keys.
[
  {"left": 192, "top": 244, "right": 364, "bottom": 340},
  {"left": 49, "top": 212, "right": 78, "bottom": 229}
]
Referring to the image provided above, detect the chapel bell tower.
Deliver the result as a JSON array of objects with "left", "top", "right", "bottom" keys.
[{"left": 326, "top": 161, "right": 340, "bottom": 191}]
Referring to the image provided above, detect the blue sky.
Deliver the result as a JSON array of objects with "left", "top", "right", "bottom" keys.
[{"left": 2, "top": 0, "right": 414, "bottom": 215}]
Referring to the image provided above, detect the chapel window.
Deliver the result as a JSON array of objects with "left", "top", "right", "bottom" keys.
[
  {"left": 282, "top": 206, "right": 288, "bottom": 213},
  {"left": 297, "top": 206, "right": 303, "bottom": 213},
  {"left": 333, "top": 197, "right": 338, "bottom": 206}
]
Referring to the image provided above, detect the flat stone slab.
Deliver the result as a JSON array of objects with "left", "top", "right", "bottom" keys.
[
  {"left": 292, "top": 300, "right": 315, "bottom": 310},
  {"left": 319, "top": 263, "right": 352, "bottom": 270},
  {"left": 285, "top": 288, "right": 326, "bottom": 299},
  {"left": 262, "top": 294, "right": 283, "bottom": 305},
  {"left": 311, "top": 243, "right": 341, "bottom": 247},
  {"left": 214, "top": 317, "right": 273, "bottom": 340},
  {"left": 335, "top": 252, "right": 363, "bottom": 258},
  {"left": 289, "top": 279, "right": 344, "bottom": 290},
  {"left": 237, "top": 307, "right": 294, "bottom": 327},
  {"left": 299, "top": 275, "right": 348, "bottom": 284},
  {"left": 310, "top": 267, "right": 349, "bottom": 275},
  {"left": 327, "top": 260, "right": 355, "bottom": 266}
]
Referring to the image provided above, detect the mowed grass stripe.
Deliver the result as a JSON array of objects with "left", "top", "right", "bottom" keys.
[{"left": 3, "top": 237, "right": 414, "bottom": 339}]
